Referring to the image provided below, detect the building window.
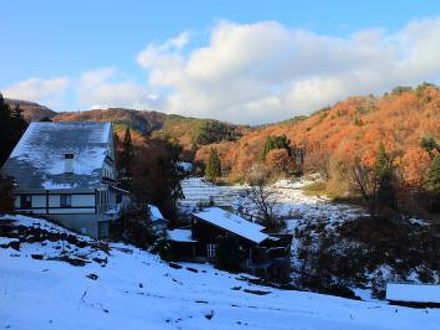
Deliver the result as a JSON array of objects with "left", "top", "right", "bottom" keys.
[
  {"left": 207, "top": 244, "right": 217, "bottom": 258},
  {"left": 60, "top": 195, "right": 72, "bottom": 208},
  {"left": 20, "top": 195, "right": 32, "bottom": 209}
]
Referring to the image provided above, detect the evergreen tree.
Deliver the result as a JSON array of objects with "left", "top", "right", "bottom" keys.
[
  {"left": 261, "top": 134, "right": 292, "bottom": 160},
  {"left": 0, "top": 174, "right": 14, "bottom": 213},
  {"left": 426, "top": 155, "right": 440, "bottom": 194},
  {"left": 420, "top": 136, "right": 439, "bottom": 159},
  {"left": 0, "top": 92, "right": 27, "bottom": 166},
  {"left": 374, "top": 143, "right": 395, "bottom": 209},
  {"left": 118, "top": 127, "right": 134, "bottom": 189},
  {"left": 205, "top": 147, "right": 221, "bottom": 180}
]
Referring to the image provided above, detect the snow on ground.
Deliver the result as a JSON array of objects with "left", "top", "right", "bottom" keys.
[
  {"left": 2, "top": 215, "right": 440, "bottom": 329},
  {"left": 179, "top": 176, "right": 365, "bottom": 231}
]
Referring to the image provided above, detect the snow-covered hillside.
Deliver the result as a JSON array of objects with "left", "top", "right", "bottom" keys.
[
  {"left": 1, "top": 215, "right": 440, "bottom": 329},
  {"left": 178, "top": 176, "right": 364, "bottom": 229}
]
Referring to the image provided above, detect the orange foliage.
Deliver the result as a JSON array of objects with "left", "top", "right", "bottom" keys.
[
  {"left": 398, "top": 147, "right": 431, "bottom": 187},
  {"left": 200, "top": 85, "right": 440, "bottom": 189}
]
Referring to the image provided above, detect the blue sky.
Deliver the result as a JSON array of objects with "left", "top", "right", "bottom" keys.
[{"left": 1, "top": 1, "right": 440, "bottom": 123}]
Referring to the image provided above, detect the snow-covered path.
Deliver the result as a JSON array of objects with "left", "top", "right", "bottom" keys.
[{"left": 1, "top": 217, "right": 440, "bottom": 329}]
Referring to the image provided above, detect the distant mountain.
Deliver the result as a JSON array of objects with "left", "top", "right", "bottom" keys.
[
  {"left": 14, "top": 103, "right": 250, "bottom": 152},
  {"left": 54, "top": 109, "right": 250, "bottom": 151},
  {"left": 53, "top": 108, "right": 166, "bottom": 136},
  {"left": 5, "top": 98, "right": 57, "bottom": 122}
]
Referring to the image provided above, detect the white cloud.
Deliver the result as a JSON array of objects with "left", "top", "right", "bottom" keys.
[
  {"left": 136, "top": 17, "right": 440, "bottom": 124},
  {"left": 4, "top": 17, "right": 440, "bottom": 123},
  {"left": 3, "top": 77, "right": 69, "bottom": 102},
  {"left": 77, "top": 68, "right": 162, "bottom": 109}
]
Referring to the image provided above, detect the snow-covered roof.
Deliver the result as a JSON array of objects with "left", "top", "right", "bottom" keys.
[
  {"left": 148, "top": 204, "right": 165, "bottom": 222},
  {"left": 386, "top": 283, "right": 440, "bottom": 303},
  {"left": 2, "top": 122, "right": 112, "bottom": 190},
  {"left": 177, "top": 162, "right": 193, "bottom": 172},
  {"left": 192, "top": 207, "right": 269, "bottom": 244},
  {"left": 167, "top": 229, "right": 196, "bottom": 243}
]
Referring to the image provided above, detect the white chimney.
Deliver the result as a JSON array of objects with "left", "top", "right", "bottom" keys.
[{"left": 65, "top": 153, "right": 74, "bottom": 173}]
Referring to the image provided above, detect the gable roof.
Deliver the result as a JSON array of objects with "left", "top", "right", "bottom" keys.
[
  {"left": 192, "top": 207, "right": 269, "bottom": 244},
  {"left": 2, "top": 122, "right": 112, "bottom": 190}
]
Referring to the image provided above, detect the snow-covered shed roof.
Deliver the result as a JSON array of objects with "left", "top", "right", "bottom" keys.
[
  {"left": 2, "top": 122, "right": 112, "bottom": 190},
  {"left": 386, "top": 283, "right": 440, "bottom": 303},
  {"left": 167, "top": 229, "right": 196, "bottom": 243},
  {"left": 148, "top": 204, "right": 165, "bottom": 222},
  {"left": 192, "top": 207, "right": 269, "bottom": 244}
]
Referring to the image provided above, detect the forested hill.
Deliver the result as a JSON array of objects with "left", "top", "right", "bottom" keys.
[
  {"left": 6, "top": 101, "right": 251, "bottom": 153},
  {"left": 5, "top": 98, "right": 57, "bottom": 122},
  {"left": 196, "top": 83, "right": 440, "bottom": 192},
  {"left": 8, "top": 83, "right": 440, "bottom": 195},
  {"left": 54, "top": 109, "right": 251, "bottom": 153}
]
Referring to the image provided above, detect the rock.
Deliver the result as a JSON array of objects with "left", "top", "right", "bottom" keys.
[
  {"left": 243, "top": 289, "right": 271, "bottom": 295},
  {"left": 168, "top": 262, "right": 183, "bottom": 269},
  {"left": 204, "top": 310, "right": 214, "bottom": 320},
  {"left": 31, "top": 254, "right": 44, "bottom": 260},
  {"left": 9, "top": 240, "right": 20, "bottom": 251},
  {"left": 186, "top": 267, "right": 198, "bottom": 273},
  {"left": 86, "top": 273, "right": 99, "bottom": 280}
]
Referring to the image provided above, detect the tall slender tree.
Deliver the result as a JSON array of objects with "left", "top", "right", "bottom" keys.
[
  {"left": 118, "top": 127, "right": 134, "bottom": 189},
  {"left": 375, "top": 143, "right": 395, "bottom": 209},
  {"left": 0, "top": 92, "right": 27, "bottom": 166},
  {"left": 205, "top": 147, "right": 221, "bottom": 180},
  {"left": 426, "top": 155, "right": 440, "bottom": 194}
]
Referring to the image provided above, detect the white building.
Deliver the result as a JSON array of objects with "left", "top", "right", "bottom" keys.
[
  {"left": 1, "top": 122, "right": 130, "bottom": 238},
  {"left": 386, "top": 283, "right": 440, "bottom": 306}
]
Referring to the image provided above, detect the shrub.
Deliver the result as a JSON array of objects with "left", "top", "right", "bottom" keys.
[{"left": 0, "top": 175, "right": 14, "bottom": 213}]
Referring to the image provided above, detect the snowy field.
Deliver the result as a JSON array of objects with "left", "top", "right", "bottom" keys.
[
  {"left": 178, "top": 176, "right": 365, "bottom": 231},
  {"left": 1, "top": 215, "right": 440, "bottom": 330}
]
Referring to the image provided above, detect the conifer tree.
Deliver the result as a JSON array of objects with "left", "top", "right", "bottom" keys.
[
  {"left": 0, "top": 93, "right": 27, "bottom": 166},
  {"left": 118, "top": 127, "right": 134, "bottom": 189},
  {"left": 420, "top": 136, "right": 440, "bottom": 159},
  {"left": 0, "top": 174, "right": 14, "bottom": 213},
  {"left": 426, "top": 155, "right": 440, "bottom": 194},
  {"left": 374, "top": 143, "right": 395, "bottom": 209},
  {"left": 205, "top": 147, "right": 221, "bottom": 180},
  {"left": 261, "top": 134, "right": 292, "bottom": 160}
]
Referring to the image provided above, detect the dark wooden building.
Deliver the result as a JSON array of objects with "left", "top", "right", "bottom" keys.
[{"left": 190, "top": 207, "right": 291, "bottom": 280}]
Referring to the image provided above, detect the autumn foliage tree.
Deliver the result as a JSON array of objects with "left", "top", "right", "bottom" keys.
[
  {"left": 265, "top": 148, "right": 291, "bottom": 175},
  {"left": 351, "top": 144, "right": 395, "bottom": 217},
  {"left": 130, "top": 139, "right": 183, "bottom": 220}
]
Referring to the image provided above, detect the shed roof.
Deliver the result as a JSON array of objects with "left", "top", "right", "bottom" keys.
[
  {"left": 192, "top": 207, "right": 268, "bottom": 244},
  {"left": 2, "top": 122, "right": 112, "bottom": 190},
  {"left": 386, "top": 283, "right": 440, "bottom": 303},
  {"left": 148, "top": 204, "right": 165, "bottom": 222},
  {"left": 167, "top": 229, "right": 196, "bottom": 243}
]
